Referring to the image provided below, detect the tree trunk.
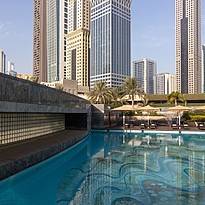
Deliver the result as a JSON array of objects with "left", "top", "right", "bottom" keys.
[{"left": 132, "top": 95, "right": 134, "bottom": 108}]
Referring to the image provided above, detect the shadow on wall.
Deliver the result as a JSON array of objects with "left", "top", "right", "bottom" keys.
[{"left": 65, "top": 113, "right": 87, "bottom": 130}]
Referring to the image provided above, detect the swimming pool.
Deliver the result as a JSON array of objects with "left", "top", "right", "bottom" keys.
[{"left": 0, "top": 131, "right": 205, "bottom": 205}]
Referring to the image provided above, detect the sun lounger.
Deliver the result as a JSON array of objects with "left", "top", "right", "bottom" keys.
[
  {"left": 183, "top": 122, "right": 189, "bottom": 129},
  {"left": 124, "top": 123, "right": 130, "bottom": 128},
  {"left": 140, "top": 123, "right": 146, "bottom": 129},
  {"left": 198, "top": 122, "right": 205, "bottom": 130},
  {"left": 150, "top": 122, "right": 157, "bottom": 129},
  {"left": 171, "top": 123, "right": 179, "bottom": 129}
]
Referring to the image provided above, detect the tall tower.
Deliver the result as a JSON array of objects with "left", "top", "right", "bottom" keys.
[
  {"left": 0, "top": 48, "right": 6, "bottom": 74},
  {"left": 202, "top": 45, "right": 205, "bottom": 92},
  {"left": 176, "top": 0, "right": 201, "bottom": 93},
  {"left": 47, "top": 0, "right": 68, "bottom": 82},
  {"left": 33, "top": 0, "right": 47, "bottom": 82},
  {"left": 132, "top": 58, "right": 157, "bottom": 94},
  {"left": 65, "top": 0, "right": 90, "bottom": 86},
  {"left": 90, "top": 0, "right": 131, "bottom": 88}
]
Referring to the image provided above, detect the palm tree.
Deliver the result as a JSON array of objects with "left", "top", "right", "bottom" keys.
[
  {"left": 167, "top": 91, "right": 185, "bottom": 106},
  {"left": 108, "top": 87, "right": 127, "bottom": 107},
  {"left": 87, "top": 81, "right": 111, "bottom": 104},
  {"left": 123, "top": 77, "right": 142, "bottom": 107},
  {"left": 141, "top": 92, "right": 149, "bottom": 106}
]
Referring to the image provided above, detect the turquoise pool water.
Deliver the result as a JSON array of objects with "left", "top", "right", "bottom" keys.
[{"left": 1, "top": 131, "right": 205, "bottom": 205}]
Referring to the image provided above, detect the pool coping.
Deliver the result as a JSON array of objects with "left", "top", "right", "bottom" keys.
[{"left": 92, "top": 129, "right": 205, "bottom": 135}]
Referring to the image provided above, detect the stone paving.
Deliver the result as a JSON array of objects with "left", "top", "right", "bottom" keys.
[{"left": 0, "top": 130, "right": 89, "bottom": 180}]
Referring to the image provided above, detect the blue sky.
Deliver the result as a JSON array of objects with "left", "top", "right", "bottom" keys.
[{"left": 0, "top": 0, "right": 204, "bottom": 74}]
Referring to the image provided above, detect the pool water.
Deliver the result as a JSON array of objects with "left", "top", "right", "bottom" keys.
[{"left": 1, "top": 131, "right": 205, "bottom": 205}]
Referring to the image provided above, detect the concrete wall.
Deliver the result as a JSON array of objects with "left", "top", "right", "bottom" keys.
[
  {"left": 0, "top": 73, "right": 90, "bottom": 114},
  {"left": 91, "top": 104, "right": 119, "bottom": 129},
  {"left": 0, "top": 73, "right": 91, "bottom": 144}
]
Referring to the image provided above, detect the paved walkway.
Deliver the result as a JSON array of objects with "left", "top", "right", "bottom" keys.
[{"left": 0, "top": 130, "right": 89, "bottom": 180}]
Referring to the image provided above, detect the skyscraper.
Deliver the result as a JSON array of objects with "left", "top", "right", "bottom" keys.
[
  {"left": 33, "top": 0, "right": 47, "bottom": 82},
  {"left": 0, "top": 48, "right": 6, "bottom": 74},
  {"left": 90, "top": 0, "right": 131, "bottom": 88},
  {"left": 33, "top": 0, "right": 68, "bottom": 83},
  {"left": 47, "top": 0, "right": 68, "bottom": 82},
  {"left": 202, "top": 45, "right": 205, "bottom": 92},
  {"left": 153, "top": 73, "right": 176, "bottom": 94},
  {"left": 65, "top": 0, "right": 90, "bottom": 86},
  {"left": 132, "top": 58, "right": 157, "bottom": 94},
  {"left": 176, "top": 0, "right": 201, "bottom": 94}
]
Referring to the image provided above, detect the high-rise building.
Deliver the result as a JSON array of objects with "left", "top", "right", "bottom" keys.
[
  {"left": 65, "top": 0, "right": 90, "bottom": 86},
  {"left": 132, "top": 58, "right": 157, "bottom": 94},
  {"left": 47, "top": 0, "right": 68, "bottom": 82},
  {"left": 202, "top": 45, "right": 205, "bottom": 92},
  {"left": 176, "top": 0, "right": 201, "bottom": 93},
  {"left": 0, "top": 48, "right": 6, "bottom": 74},
  {"left": 33, "top": 0, "right": 47, "bottom": 82},
  {"left": 33, "top": 0, "right": 68, "bottom": 83},
  {"left": 90, "top": 0, "right": 131, "bottom": 88},
  {"left": 153, "top": 73, "right": 176, "bottom": 94}
]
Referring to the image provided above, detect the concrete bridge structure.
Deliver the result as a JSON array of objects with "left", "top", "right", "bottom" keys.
[{"left": 0, "top": 73, "right": 91, "bottom": 145}]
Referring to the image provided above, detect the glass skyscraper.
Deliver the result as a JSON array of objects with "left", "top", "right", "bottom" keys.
[
  {"left": 47, "top": 0, "right": 68, "bottom": 83},
  {"left": 90, "top": 0, "right": 131, "bottom": 88}
]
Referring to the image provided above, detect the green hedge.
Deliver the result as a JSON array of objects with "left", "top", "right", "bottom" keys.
[{"left": 189, "top": 115, "right": 205, "bottom": 122}]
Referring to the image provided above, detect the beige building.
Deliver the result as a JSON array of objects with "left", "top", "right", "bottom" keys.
[
  {"left": 65, "top": 0, "right": 90, "bottom": 87},
  {"left": 33, "top": 0, "right": 47, "bottom": 82},
  {"left": 176, "top": 0, "right": 201, "bottom": 94},
  {"left": 41, "top": 79, "right": 89, "bottom": 96}
]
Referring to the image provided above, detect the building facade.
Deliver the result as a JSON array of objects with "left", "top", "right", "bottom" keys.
[
  {"left": 0, "top": 48, "right": 6, "bottom": 74},
  {"left": 47, "top": 0, "right": 68, "bottom": 82},
  {"left": 90, "top": 0, "right": 131, "bottom": 88},
  {"left": 153, "top": 73, "right": 176, "bottom": 94},
  {"left": 176, "top": 0, "right": 201, "bottom": 93},
  {"left": 33, "top": 0, "right": 68, "bottom": 83},
  {"left": 65, "top": 0, "right": 90, "bottom": 86},
  {"left": 33, "top": 0, "right": 47, "bottom": 82},
  {"left": 132, "top": 58, "right": 157, "bottom": 94},
  {"left": 202, "top": 45, "right": 205, "bottom": 92},
  {"left": 7, "top": 61, "right": 17, "bottom": 76}
]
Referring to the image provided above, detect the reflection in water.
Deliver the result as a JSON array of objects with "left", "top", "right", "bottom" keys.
[{"left": 57, "top": 132, "right": 205, "bottom": 205}]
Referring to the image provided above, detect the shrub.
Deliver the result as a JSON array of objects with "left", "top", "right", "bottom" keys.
[
  {"left": 182, "top": 111, "right": 191, "bottom": 120},
  {"left": 190, "top": 115, "right": 205, "bottom": 122}
]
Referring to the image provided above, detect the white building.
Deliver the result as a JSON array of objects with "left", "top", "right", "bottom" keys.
[
  {"left": 0, "top": 48, "right": 6, "bottom": 74},
  {"left": 7, "top": 60, "right": 17, "bottom": 76},
  {"left": 154, "top": 73, "right": 176, "bottom": 94},
  {"left": 132, "top": 58, "right": 157, "bottom": 94}
]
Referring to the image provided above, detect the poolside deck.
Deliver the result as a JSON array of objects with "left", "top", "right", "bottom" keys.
[
  {"left": 0, "top": 130, "right": 89, "bottom": 181},
  {"left": 107, "top": 124, "right": 204, "bottom": 132}
]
